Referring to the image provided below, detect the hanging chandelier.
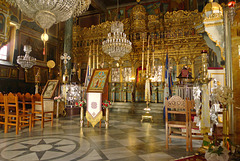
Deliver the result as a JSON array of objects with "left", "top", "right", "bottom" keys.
[
  {"left": 102, "top": 0, "right": 132, "bottom": 60},
  {"left": 6, "top": 0, "right": 91, "bottom": 30},
  {"left": 17, "top": 45, "right": 36, "bottom": 71}
]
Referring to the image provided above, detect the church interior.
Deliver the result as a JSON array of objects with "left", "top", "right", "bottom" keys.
[{"left": 0, "top": 0, "right": 240, "bottom": 160}]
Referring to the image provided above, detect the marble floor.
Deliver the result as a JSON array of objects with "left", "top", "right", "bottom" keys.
[{"left": 0, "top": 112, "right": 201, "bottom": 161}]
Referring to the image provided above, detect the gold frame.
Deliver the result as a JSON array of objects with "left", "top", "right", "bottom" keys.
[
  {"left": 87, "top": 68, "right": 110, "bottom": 93},
  {"left": 210, "top": 72, "right": 226, "bottom": 89},
  {"left": 42, "top": 80, "right": 59, "bottom": 99}
]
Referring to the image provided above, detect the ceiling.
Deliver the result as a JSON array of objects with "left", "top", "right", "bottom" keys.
[{"left": 83, "top": 0, "right": 158, "bottom": 16}]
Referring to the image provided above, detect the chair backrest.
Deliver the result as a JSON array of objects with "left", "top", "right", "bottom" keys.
[
  {"left": 24, "top": 93, "right": 32, "bottom": 102},
  {"left": 5, "top": 92, "right": 19, "bottom": 114},
  {"left": 0, "top": 92, "right": 4, "bottom": 104},
  {"left": 17, "top": 92, "right": 24, "bottom": 102},
  {"left": 165, "top": 95, "right": 187, "bottom": 109},
  {"left": 0, "top": 92, "right": 5, "bottom": 110},
  {"left": 32, "top": 93, "right": 44, "bottom": 112},
  {"left": 165, "top": 95, "right": 188, "bottom": 122},
  {"left": 187, "top": 100, "right": 196, "bottom": 123}
]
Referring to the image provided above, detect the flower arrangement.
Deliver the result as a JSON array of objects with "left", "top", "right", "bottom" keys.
[
  {"left": 212, "top": 85, "right": 233, "bottom": 107},
  {"left": 75, "top": 99, "right": 86, "bottom": 108},
  {"left": 54, "top": 96, "right": 63, "bottom": 102},
  {"left": 205, "top": 141, "right": 230, "bottom": 161},
  {"left": 102, "top": 100, "right": 111, "bottom": 109}
]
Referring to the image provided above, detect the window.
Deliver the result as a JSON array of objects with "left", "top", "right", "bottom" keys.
[{"left": 0, "top": 45, "right": 8, "bottom": 60}]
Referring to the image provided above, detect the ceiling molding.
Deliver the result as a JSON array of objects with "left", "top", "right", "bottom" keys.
[
  {"left": 80, "top": 10, "right": 100, "bottom": 17},
  {"left": 91, "top": 0, "right": 107, "bottom": 13},
  {"left": 106, "top": 0, "right": 159, "bottom": 10}
]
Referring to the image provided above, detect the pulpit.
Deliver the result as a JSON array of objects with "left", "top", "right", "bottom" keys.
[{"left": 85, "top": 69, "right": 110, "bottom": 128}]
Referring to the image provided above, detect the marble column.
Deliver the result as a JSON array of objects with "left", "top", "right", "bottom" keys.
[
  {"left": 224, "top": 9, "right": 234, "bottom": 134},
  {"left": 63, "top": 17, "right": 73, "bottom": 77}
]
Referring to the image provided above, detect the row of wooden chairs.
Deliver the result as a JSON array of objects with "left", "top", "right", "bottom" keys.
[
  {"left": 0, "top": 92, "right": 54, "bottom": 135},
  {"left": 165, "top": 95, "right": 202, "bottom": 152}
]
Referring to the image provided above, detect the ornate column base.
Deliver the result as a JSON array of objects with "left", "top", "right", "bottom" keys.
[
  {"left": 80, "top": 107, "right": 84, "bottom": 128},
  {"left": 56, "top": 101, "right": 59, "bottom": 118},
  {"left": 196, "top": 133, "right": 210, "bottom": 155},
  {"left": 105, "top": 108, "right": 109, "bottom": 129},
  {"left": 141, "top": 101, "right": 153, "bottom": 122}
]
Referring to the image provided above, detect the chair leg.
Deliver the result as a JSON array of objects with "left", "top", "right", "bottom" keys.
[
  {"left": 16, "top": 117, "right": 19, "bottom": 135},
  {"left": 41, "top": 114, "right": 44, "bottom": 128},
  {"left": 4, "top": 116, "right": 8, "bottom": 133},
  {"left": 166, "top": 125, "right": 168, "bottom": 149},
  {"left": 87, "top": 121, "right": 89, "bottom": 127},
  {"left": 190, "top": 128, "right": 193, "bottom": 151},
  {"left": 169, "top": 127, "right": 172, "bottom": 143},
  {"left": 32, "top": 114, "right": 35, "bottom": 127},
  {"left": 29, "top": 115, "right": 32, "bottom": 132},
  {"left": 51, "top": 113, "right": 53, "bottom": 127},
  {"left": 99, "top": 120, "right": 101, "bottom": 128},
  {"left": 186, "top": 127, "right": 189, "bottom": 152}
]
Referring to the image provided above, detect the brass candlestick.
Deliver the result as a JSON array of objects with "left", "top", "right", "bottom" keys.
[
  {"left": 196, "top": 50, "right": 212, "bottom": 154},
  {"left": 141, "top": 76, "right": 153, "bottom": 122}
]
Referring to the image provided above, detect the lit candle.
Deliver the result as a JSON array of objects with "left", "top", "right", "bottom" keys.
[
  {"left": 89, "top": 45, "right": 92, "bottom": 71},
  {"left": 93, "top": 43, "right": 95, "bottom": 70},
  {"left": 142, "top": 33, "right": 144, "bottom": 74},
  {"left": 97, "top": 45, "right": 99, "bottom": 69},
  {"left": 152, "top": 39, "right": 155, "bottom": 68},
  {"left": 147, "top": 35, "right": 150, "bottom": 76}
]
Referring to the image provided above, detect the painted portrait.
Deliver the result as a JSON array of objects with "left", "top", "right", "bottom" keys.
[
  {"left": 146, "top": 2, "right": 161, "bottom": 15},
  {"left": 0, "top": 13, "right": 5, "bottom": 35},
  {"left": 87, "top": 69, "right": 110, "bottom": 93},
  {"left": 42, "top": 80, "right": 59, "bottom": 98},
  {"left": 107, "top": 8, "right": 125, "bottom": 21}
]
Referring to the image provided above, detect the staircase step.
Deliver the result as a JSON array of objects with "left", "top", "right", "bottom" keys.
[{"left": 110, "top": 102, "right": 164, "bottom": 114}]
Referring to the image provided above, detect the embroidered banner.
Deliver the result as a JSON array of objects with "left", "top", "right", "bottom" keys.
[{"left": 86, "top": 93, "right": 102, "bottom": 127}]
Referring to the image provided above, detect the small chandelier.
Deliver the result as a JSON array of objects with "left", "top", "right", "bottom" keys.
[
  {"left": 102, "top": 0, "right": 132, "bottom": 60},
  {"left": 6, "top": 0, "right": 91, "bottom": 30},
  {"left": 17, "top": 45, "right": 36, "bottom": 71}
]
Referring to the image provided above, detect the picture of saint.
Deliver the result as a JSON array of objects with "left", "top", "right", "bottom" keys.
[
  {"left": 42, "top": 80, "right": 59, "bottom": 98},
  {"left": 0, "top": 14, "right": 5, "bottom": 34},
  {"left": 87, "top": 69, "right": 110, "bottom": 93}
]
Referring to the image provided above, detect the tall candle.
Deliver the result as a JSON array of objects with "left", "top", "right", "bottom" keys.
[
  {"left": 89, "top": 45, "right": 92, "bottom": 72},
  {"left": 97, "top": 45, "right": 99, "bottom": 69},
  {"left": 147, "top": 35, "right": 150, "bottom": 75},
  {"left": 93, "top": 43, "right": 95, "bottom": 70},
  {"left": 152, "top": 39, "right": 155, "bottom": 68},
  {"left": 142, "top": 34, "right": 144, "bottom": 74}
]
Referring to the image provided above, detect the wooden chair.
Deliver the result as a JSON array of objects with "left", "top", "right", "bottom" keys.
[
  {"left": 0, "top": 92, "right": 6, "bottom": 128},
  {"left": 31, "top": 93, "right": 54, "bottom": 128},
  {"left": 188, "top": 99, "right": 203, "bottom": 151},
  {"left": 4, "top": 93, "right": 32, "bottom": 135},
  {"left": 165, "top": 95, "right": 189, "bottom": 151},
  {"left": 17, "top": 92, "right": 25, "bottom": 112}
]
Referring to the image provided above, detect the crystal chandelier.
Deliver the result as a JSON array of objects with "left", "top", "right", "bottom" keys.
[
  {"left": 6, "top": 0, "right": 91, "bottom": 29},
  {"left": 17, "top": 45, "right": 36, "bottom": 71},
  {"left": 102, "top": 0, "right": 132, "bottom": 60}
]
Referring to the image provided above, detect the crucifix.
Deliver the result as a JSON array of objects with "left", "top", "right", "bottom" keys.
[
  {"left": 61, "top": 53, "right": 71, "bottom": 84},
  {"left": 61, "top": 53, "right": 71, "bottom": 65}
]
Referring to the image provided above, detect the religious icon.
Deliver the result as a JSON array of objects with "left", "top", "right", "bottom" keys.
[
  {"left": 0, "top": 14, "right": 5, "bottom": 34},
  {"left": 177, "top": 65, "right": 193, "bottom": 78},
  {"left": 87, "top": 69, "right": 110, "bottom": 93},
  {"left": 42, "top": 80, "right": 59, "bottom": 99}
]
